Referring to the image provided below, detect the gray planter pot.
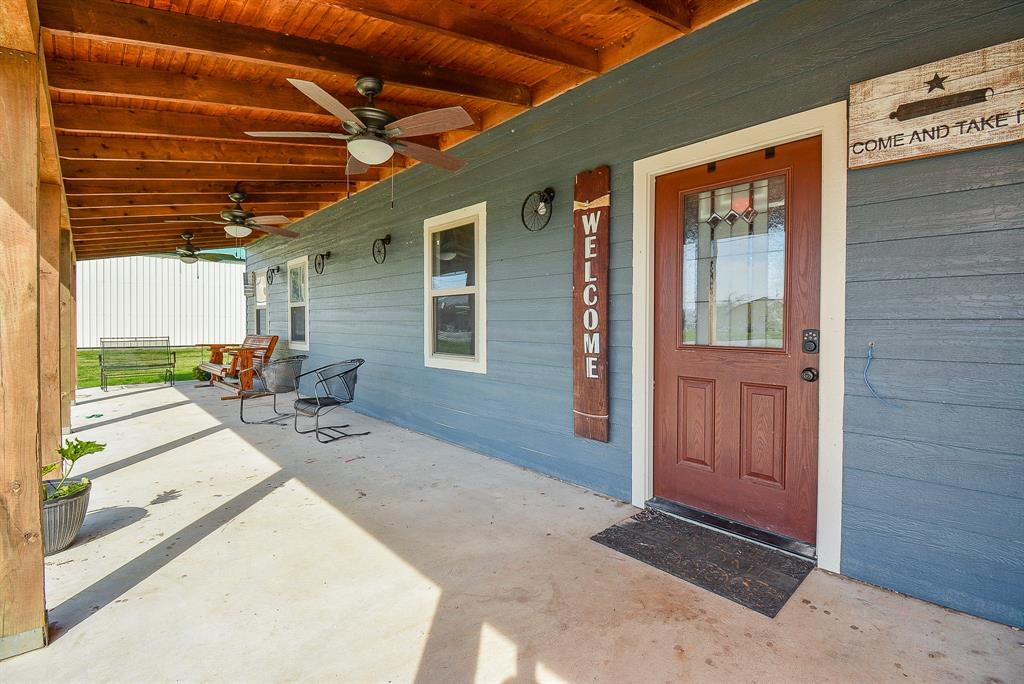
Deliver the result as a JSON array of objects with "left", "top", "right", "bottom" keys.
[{"left": 43, "top": 481, "right": 91, "bottom": 556}]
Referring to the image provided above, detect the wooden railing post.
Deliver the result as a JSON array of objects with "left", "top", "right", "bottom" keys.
[{"left": 0, "top": 32, "right": 48, "bottom": 658}]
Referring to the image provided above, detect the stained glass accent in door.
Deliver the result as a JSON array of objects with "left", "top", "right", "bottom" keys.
[{"left": 681, "top": 175, "right": 786, "bottom": 348}]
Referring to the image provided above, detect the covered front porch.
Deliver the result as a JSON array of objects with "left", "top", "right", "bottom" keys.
[{"left": 2, "top": 383, "right": 1019, "bottom": 682}]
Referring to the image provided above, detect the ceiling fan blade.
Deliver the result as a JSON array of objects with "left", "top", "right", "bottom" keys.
[
  {"left": 144, "top": 253, "right": 179, "bottom": 259},
  {"left": 346, "top": 155, "right": 370, "bottom": 176},
  {"left": 198, "top": 252, "right": 244, "bottom": 263},
  {"left": 249, "top": 223, "right": 299, "bottom": 238},
  {"left": 386, "top": 107, "right": 474, "bottom": 138},
  {"left": 286, "top": 79, "right": 365, "bottom": 130},
  {"left": 249, "top": 215, "right": 291, "bottom": 225},
  {"left": 245, "top": 131, "right": 350, "bottom": 140},
  {"left": 393, "top": 140, "right": 466, "bottom": 171},
  {"left": 164, "top": 218, "right": 211, "bottom": 223}
]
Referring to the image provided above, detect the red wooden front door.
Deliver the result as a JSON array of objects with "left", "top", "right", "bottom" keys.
[{"left": 653, "top": 137, "right": 821, "bottom": 544}]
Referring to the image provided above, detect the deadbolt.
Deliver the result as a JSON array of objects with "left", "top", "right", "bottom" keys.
[
  {"left": 802, "top": 329, "right": 820, "bottom": 354},
  {"left": 801, "top": 368, "right": 819, "bottom": 382}
]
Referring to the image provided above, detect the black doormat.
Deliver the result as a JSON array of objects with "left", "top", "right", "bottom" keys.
[{"left": 591, "top": 509, "right": 814, "bottom": 617}]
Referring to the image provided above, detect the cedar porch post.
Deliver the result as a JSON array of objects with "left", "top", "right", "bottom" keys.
[
  {"left": 39, "top": 182, "right": 62, "bottom": 466},
  {"left": 59, "top": 226, "right": 73, "bottom": 432},
  {"left": 0, "top": 0, "right": 48, "bottom": 658}
]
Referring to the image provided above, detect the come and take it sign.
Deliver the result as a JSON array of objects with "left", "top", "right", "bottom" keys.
[
  {"left": 572, "top": 166, "right": 610, "bottom": 442},
  {"left": 849, "top": 37, "right": 1023, "bottom": 169}
]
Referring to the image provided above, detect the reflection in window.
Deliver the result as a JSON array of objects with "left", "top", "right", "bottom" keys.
[
  {"left": 432, "top": 223, "right": 475, "bottom": 290},
  {"left": 433, "top": 294, "right": 474, "bottom": 356},
  {"left": 681, "top": 175, "right": 786, "bottom": 348}
]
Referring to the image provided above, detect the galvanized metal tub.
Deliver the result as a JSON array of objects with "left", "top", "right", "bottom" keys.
[{"left": 43, "top": 481, "right": 91, "bottom": 555}]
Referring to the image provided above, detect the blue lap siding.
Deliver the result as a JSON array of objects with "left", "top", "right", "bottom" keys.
[{"left": 247, "top": 0, "right": 1024, "bottom": 625}]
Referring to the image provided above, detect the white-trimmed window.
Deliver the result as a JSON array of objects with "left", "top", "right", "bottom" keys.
[
  {"left": 423, "top": 201, "right": 487, "bottom": 373},
  {"left": 254, "top": 271, "right": 269, "bottom": 335},
  {"left": 287, "top": 256, "right": 309, "bottom": 350}
]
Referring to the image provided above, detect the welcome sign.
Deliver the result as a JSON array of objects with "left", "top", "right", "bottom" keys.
[
  {"left": 849, "top": 38, "right": 1023, "bottom": 169},
  {"left": 572, "top": 166, "right": 610, "bottom": 442}
]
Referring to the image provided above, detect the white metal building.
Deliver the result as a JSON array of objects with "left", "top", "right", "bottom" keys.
[{"left": 76, "top": 256, "right": 246, "bottom": 347}]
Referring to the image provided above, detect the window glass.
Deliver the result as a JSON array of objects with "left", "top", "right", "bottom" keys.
[
  {"left": 289, "top": 264, "right": 306, "bottom": 304},
  {"left": 256, "top": 308, "right": 266, "bottom": 335},
  {"left": 255, "top": 274, "right": 268, "bottom": 305},
  {"left": 681, "top": 175, "right": 786, "bottom": 348},
  {"left": 290, "top": 306, "right": 306, "bottom": 342},
  {"left": 431, "top": 223, "right": 475, "bottom": 289},
  {"left": 433, "top": 294, "right": 474, "bottom": 357}
]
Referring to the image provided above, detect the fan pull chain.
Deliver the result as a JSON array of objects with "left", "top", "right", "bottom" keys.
[
  {"left": 390, "top": 155, "right": 395, "bottom": 209},
  {"left": 346, "top": 147, "right": 351, "bottom": 199}
]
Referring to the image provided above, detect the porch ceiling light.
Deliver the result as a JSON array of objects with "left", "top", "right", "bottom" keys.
[
  {"left": 348, "top": 135, "right": 394, "bottom": 165},
  {"left": 225, "top": 223, "right": 253, "bottom": 238},
  {"left": 179, "top": 254, "right": 199, "bottom": 264}
]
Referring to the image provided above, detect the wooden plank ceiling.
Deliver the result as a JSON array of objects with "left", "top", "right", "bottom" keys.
[{"left": 40, "top": 0, "right": 756, "bottom": 260}]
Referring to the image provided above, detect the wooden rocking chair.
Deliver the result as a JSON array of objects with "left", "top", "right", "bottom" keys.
[{"left": 198, "top": 334, "right": 278, "bottom": 399}]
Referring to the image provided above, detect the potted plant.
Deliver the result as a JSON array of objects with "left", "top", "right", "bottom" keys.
[{"left": 42, "top": 438, "right": 105, "bottom": 555}]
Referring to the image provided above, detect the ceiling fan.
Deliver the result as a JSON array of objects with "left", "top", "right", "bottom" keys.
[
  {"left": 148, "top": 233, "right": 245, "bottom": 265},
  {"left": 164, "top": 190, "right": 299, "bottom": 239},
  {"left": 245, "top": 76, "right": 474, "bottom": 174}
]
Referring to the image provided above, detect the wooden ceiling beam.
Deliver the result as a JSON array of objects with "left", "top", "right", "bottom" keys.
[
  {"left": 71, "top": 212, "right": 306, "bottom": 228},
  {"left": 52, "top": 103, "right": 348, "bottom": 145},
  {"left": 67, "top": 192, "right": 337, "bottom": 208},
  {"left": 59, "top": 160, "right": 375, "bottom": 182},
  {"left": 64, "top": 180, "right": 350, "bottom": 196},
  {"left": 45, "top": 58, "right": 439, "bottom": 123},
  {"left": 74, "top": 227, "right": 239, "bottom": 240},
  {"left": 57, "top": 135, "right": 347, "bottom": 167},
  {"left": 70, "top": 203, "right": 321, "bottom": 220},
  {"left": 621, "top": 0, "right": 693, "bottom": 32},
  {"left": 39, "top": 0, "right": 531, "bottom": 106},
  {"left": 322, "top": 0, "right": 599, "bottom": 74}
]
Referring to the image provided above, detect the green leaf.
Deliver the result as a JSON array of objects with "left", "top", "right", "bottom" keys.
[
  {"left": 57, "top": 438, "right": 106, "bottom": 464},
  {"left": 41, "top": 463, "right": 59, "bottom": 477}
]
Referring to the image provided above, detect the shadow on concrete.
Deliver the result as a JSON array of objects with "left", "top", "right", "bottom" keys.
[
  {"left": 68, "top": 506, "right": 150, "bottom": 550},
  {"left": 73, "top": 385, "right": 170, "bottom": 406},
  {"left": 81, "top": 425, "right": 228, "bottom": 480},
  {"left": 72, "top": 400, "right": 193, "bottom": 433},
  {"left": 49, "top": 473, "right": 289, "bottom": 640}
]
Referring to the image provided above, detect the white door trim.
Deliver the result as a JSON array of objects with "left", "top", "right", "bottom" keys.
[{"left": 630, "top": 101, "right": 848, "bottom": 572}]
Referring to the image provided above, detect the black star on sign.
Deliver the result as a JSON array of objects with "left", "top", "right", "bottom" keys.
[{"left": 925, "top": 72, "right": 948, "bottom": 92}]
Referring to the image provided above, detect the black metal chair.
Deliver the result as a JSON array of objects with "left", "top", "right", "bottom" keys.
[
  {"left": 239, "top": 355, "right": 307, "bottom": 425},
  {"left": 292, "top": 359, "right": 370, "bottom": 442}
]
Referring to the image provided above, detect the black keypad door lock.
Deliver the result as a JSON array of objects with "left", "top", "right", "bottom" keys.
[
  {"left": 802, "top": 329, "right": 820, "bottom": 354},
  {"left": 801, "top": 368, "right": 819, "bottom": 382}
]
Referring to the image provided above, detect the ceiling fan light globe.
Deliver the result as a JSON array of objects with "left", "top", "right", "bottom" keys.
[
  {"left": 348, "top": 136, "right": 394, "bottom": 165},
  {"left": 179, "top": 254, "right": 199, "bottom": 264},
  {"left": 225, "top": 224, "right": 253, "bottom": 238}
]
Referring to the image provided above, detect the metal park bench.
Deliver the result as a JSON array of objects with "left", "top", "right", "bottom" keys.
[{"left": 99, "top": 337, "right": 176, "bottom": 391}]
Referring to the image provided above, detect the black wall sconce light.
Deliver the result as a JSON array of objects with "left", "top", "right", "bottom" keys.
[
  {"left": 314, "top": 251, "right": 331, "bottom": 275},
  {"left": 266, "top": 265, "right": 281, "bottom": 285},
  {"left": 522, "top": 187, "right": 555, "bottom": 232},
  {"left": 372, "top": 235, "right": 391, "bottom": 264}
]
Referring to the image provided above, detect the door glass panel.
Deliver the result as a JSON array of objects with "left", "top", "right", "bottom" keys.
[{"left": 681, "top": 175, "right": 785, "bottom": 348}]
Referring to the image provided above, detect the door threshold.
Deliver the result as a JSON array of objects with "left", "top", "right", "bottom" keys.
[{"left": 646, "top": 497, "right": 816, "bottom": 561}]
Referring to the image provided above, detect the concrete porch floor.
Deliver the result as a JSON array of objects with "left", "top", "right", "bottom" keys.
[{"left": 2, "top": 382, "right": 1020, "bottom": 683}]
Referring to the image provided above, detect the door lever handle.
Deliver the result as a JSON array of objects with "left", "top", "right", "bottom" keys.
[{"left": 801, "top": 368, "right": 819, "bottom": 382}]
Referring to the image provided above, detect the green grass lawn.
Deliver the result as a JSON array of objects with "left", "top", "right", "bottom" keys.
[{"left": 77, "top": 346, "right": 210, "bottom": 389}]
